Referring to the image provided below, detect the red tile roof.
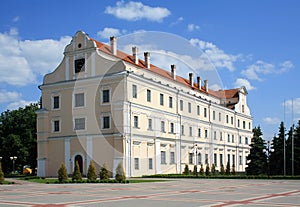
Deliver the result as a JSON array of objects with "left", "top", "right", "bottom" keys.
[{"left": 90, "top": 38, "right": 240, "bottom": 103}]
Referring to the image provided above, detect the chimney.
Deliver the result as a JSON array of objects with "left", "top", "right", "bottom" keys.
[
  {"left": 132, "top": 46, "right": 138, "bottom": 64},
  {"left": 189, "top": 73, "right": 194, "bottom": 86},
  {"left": 197, "top": 76, "right": 201, "bottom": 90},
  {"left": 204, "top": 80, "right": 208, "bottom": 92},
  {"left": 110, "top": 36, "right": 117, "bottom": 55},
  {"left": 144, "top": 52, "right": 150, "bottom": 69},
  {"left": 171, "top": 64, "right": 176, "bottom": 80}
]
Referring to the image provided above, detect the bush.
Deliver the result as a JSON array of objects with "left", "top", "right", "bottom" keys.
[
  {"left": 87, "top": 160, "right": 97, "bottom": 181},
  {"left": 193, "top": 165, "right": 198, "bottom": 176},
  {"left": 199, "top": 164, "right": 204, "bottom": 176},
  {"left": 57, "top": 163, "right": 68, "bottom": 183},
  {"left": 72, "top": 161, "right": 82, "bottom": 181},
  {"left": 231, "top": 164, "right": 236, "bottom": 175},
  {"left": 99, "top": 162, "right": 110, "bottom": 180},
  {"left": 211, "top": 164, "right": 216, "bottom": 175},
  {"left": 220, "top": 164, "right": 225, "bottom": 175},
  {"left": 0, "top": 163, "right": 4, "bottom": 183},
  {"left": 205, "top": 164, "right": 210, "bottom": 176},
  {"left": 226, "top": 162, "right": 231, "bottom": 175},
  {"left": 115, "top": 162, "right": 126, "bottom": 182},
  {"left": 183, "top": 164, "right": 189, "bottom": 175}
]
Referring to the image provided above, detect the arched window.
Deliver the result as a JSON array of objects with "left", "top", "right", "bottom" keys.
[{"left": 74, "top": 154, "right": 83, "bottom": 173}]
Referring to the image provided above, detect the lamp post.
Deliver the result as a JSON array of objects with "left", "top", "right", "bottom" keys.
[
  {"left": 10, "top": 156, "right": 17, "bottom": 174},
  {"left": 263, "top": 141, "right": 274, "bottom": 178},
  {"left": 193, "top": 143, "right": 199, "bottom": 169}
]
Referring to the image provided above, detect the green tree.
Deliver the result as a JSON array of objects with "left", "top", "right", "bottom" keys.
[
  {"left": 87, "top": 160, "right": 97, "bottom": 181},
  {"left": 57, "top": 163, "right": 68, "bottom": 183},
  {"left": 269, "top": 122, "right": 285, "bottom": 175},
  {"left": 193, "top": 165, "right": 198, "bottom": 176},
  {"left": 246, "top": 126, "right": 267, "bottom": 175},
  {"left": 183, "top": 164, "right": 189, "bottom": 175},
  {"left": 199, "top": 164, "right": 204, "bottom": 176},
  {"left": 211, "top": 163, "right": 216, "bottom": 175},
  {"left": 294, "top": 120, "right": 300, "bottom": 175},
  {"left": 115, "top": 162, "right": 125, "bottom": 182},
  {"left": 99, "top": 162, "right": 110, "bottom": 180},
  {"left": 220, "top": 164, "right": 225, "bottom": 175},
  {"left": 286, "top": 126, "right": 293, "bottom": 175},
  {"left": 0, "top": 162, "right": 4, "bottom": 183},
  {"left": 205, "top": 164, "right": 210, "bottom": 176},
  {"left": 72, "top": 161, "right": 82, "bottom": 181},
  {"left": 226, "top": 161, "right": 231, "bottom": 175},
  {"left": 231, "top": 164, "right": 236, "bottom": 175}
]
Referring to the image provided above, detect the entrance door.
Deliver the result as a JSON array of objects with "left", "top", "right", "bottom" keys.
[{"left": 74, "top": 155, "right": 83, "bottom": 174}]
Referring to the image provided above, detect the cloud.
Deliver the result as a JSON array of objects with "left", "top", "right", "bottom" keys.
[
  {"left": 6, "top": 100, "right": 36, "bottom": 111},
  {"left": 170, "top": 17, "right": 184, "bottom": 27},
  {"left": 190, "top": 38, "right": 241, "bottom": 71},
  {"left": 0, "top": 90, "right": 22, "bottom": 103},
  {"left": 187, "top": 24, "right": 200, "bottom": 31},
  {"left": 12, "top": 16, "right": 20, "bottom": 22},
  {"left": 105, "top": 1, "right": 171, "bottom": 22},
  {"left": 263, "top": 117, "right": 281, "bottom": 125},
  {"left": 241, "top": 60, "right": 294, "bottom": 81},
  {"left": 0, "top": 28, "right": 71, "bottom": 86},
  {"left": 233, "top": 78, "right": 256, "bottom": 90},
  {"left": 284, "top": 98, "right": 300, "bottom": 115},
  {"left": 97, "top": 27, "right": 126, "bottom": 39}
]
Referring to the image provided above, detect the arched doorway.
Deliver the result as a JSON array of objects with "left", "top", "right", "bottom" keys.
[{"left": 74, "top": 154, "right": 83, "bottom": 174}]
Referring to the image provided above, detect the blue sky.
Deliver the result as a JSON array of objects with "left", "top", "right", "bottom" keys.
[{"left": 0, "top": 0, "right": 299, "bottom": 139}]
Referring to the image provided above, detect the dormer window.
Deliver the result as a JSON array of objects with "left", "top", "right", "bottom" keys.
[{"left": 75, "top": 58, "right": 85, "bottom": 73}]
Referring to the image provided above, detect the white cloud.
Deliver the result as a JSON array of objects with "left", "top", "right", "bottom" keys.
[
  {"left": 6, "top": 100, "right": 36, "bottom": 111},
  {"left": 170, "top": 17, "right": 184, "bottom": 27},
  {"left": 263, "top": 117, "right": 281, "bottom": 125},
  {"left": 12, "top": 16, "right": 19, "bottom": 22},
  {"left": 0, "top": 28, "right": 71, "bottom": 86},
  {"left": 241, "top": 60, "right": 294, "bottom": 81},
  {"left": 284, "top": 98, "right": 300, "bottom": 115},
  {"left": 0, "top": 91, "right": 22, "bottom": 103},
  {"left": 190, "top": 38, "right": 240, "bottom": 71},
  {"left": 97, "top": 27, "right": 126, "bottom": 39},
  {"left": 187, "top": 24, "right": 200, "bottom": 31},
  {"left": 105, "top": 1, "right": 171, "bottom": 22},
  {"left": 233, "top": 78, "right": 256, "bottom": 90}
]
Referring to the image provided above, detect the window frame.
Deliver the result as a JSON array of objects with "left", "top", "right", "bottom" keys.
[
  {"left": 74, "top": 117, "right": 86, "bottom": 131},
  {"left": 74, "top": 92, "right": 85, "bottom": 108}
]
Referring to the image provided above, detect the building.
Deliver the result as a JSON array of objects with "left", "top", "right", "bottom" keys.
[{"left": 36, "top": 31, "right": 252, "bottom": 177}]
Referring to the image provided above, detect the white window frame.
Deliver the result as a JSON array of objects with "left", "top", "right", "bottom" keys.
[
  {"left": 100, "top": 86, "right": 111, "bottom": 105},
  {"left": 73, "top": 92, "right": 85, "bottom": 108},
  {"left": 52, "top": 118, "right": 61, "bottom": 133},
  {"left": 73, "top": 117, "right": 86, "bottom": 131},
  {"left": 51, "top": 93, "right": 61, "bottom": 110},
  {"left": 101, "top": 113, "right": 111, "bottom": 130},
  {"left": 132, "top": 84, "right": 137, "bottom": 98}
]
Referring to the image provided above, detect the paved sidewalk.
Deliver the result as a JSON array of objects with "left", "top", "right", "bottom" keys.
[{"left": 0, "top": 179, "right": 299, "bottom": 206}]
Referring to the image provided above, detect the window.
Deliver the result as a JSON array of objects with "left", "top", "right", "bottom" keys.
[
  {"left": 243, "top": 121, "right": 246, "bottom": 129},
  {"left": 148, "top": 119, "right": 152, "bottom": 130},
  {"left": 188, "top": 102, "right": 191, "bottom": 113},
  {"left": 189, "top": 153, "right": 193, "bottom": 164},
  {"left": 74, "top": 118, "right": 85, "bottom": 130},
  {"left": 242, "top": 105, "right": 245, "bottom": 113},
  {"left": 205, "top": 154, "right": 208, "bottom": 164},
  {"left": 102, "top": 89, "right": 110, "bottom": 103},
  {"left": 149, "top": 158, "right": 153, "bottom": 170},
  {"left": 232, "top": 135, "right": 235, "bottom": 143},
  {"left": 180, "top": 100, "right": 183, "bottom": 111},
  {"left": 198, "top": 128, "right": 201, "bottom": 137},
  {"left": 161, "top": 121, "right": 165, "bottom": 132},
  {"left": 220, "top": 132, "right": 223, "bottom": 141},
  {"left": 219, "top": 112, "right": 221, "bottom": 122},
  {"left": 205, "top": 129, "right": 208, "bottom": 138},
  {"left": 134, "top": 158, "right": 139, "bottom": 170},
  {"left": 227, "top": 154, "right": 230, "bottom": 166},
  {"left": 161, "top": 151, "right": 166, "bottom": 164},
  {"left": 239, "top": 136, "right": 242, "bottom": 144},
  {"left": 231, "top": 116, "right": 234, "bottom": 125},
  {"left": 147, "top": 89, "right": 151, "bottom": 102},
  {"left": 102, "top": 116, "right": 110, "bottom": 129},
  {"left": 214, "top": 131, "right": 217, "bottom": 140},
  {"left": 189, "top": 126, "right": 193, "bottom": 137},
  {"left": 74, "top": 93, "right": 84, "bottom": 107},
  {"left": 74, "top": 58, "right": 85, "bottom": 73},
  {"left": 204, "top": 108, "right": 207, "bottom": 118},
  {"left": 232, "top": 155, "right": 235, "bottom": 167},
  {"left": 169, "top": 96, "right": 173, "bottom": 108},
  {"left": 228, "top": 134, "right": 230, "bottom": 142},
  {"left": 239, "top": 155, "right": 242, "bottom": 165},
  {"left": 226, "top": 115, "right": 229, "bottom": 123},
  {"left": 197, "top": 105, "right": 200, "bottom": 115},
  {"left": 170, "top": 152, "right": 175, "bottom": 164},
  {"left": 170, "top": 123, "right": 174, "bottom": 133},
  {"left": 238, "top": 119, "right": 240, "bottom": 128},
  {"left": 214, "top": 153, "right": 217, "bottom": 166},
  {"left": 53, "top": 96, "right": 59, "bottom": 109},
  {"left": 213, "top": 111, "right": 216, "bottom": 120},
  {"left": 160, "top": 93, "right": 164, "bottom": 106},
  {"left": 249, "top": 122, "right": 251, "bottom": 130},
  {"left": 53, "top": 120, "right": 60, "bottom": 132},
  {"left": 198, "top": 153, "right": 202, "bottom": 164},
  {"left": 245, "top": 137, "right": 249, "bottom": 145},
  {"left": 132, "top": 84, "right": 137, "bottom": 98},
  {"left": 134, "top": 116, "right": 138, "bottom": 128},
  {"left": 181, "top": 125, "right": 184, "bottom": 135},
  {"left": 220, "top": 154, "right": 223, "bottom": 166}
]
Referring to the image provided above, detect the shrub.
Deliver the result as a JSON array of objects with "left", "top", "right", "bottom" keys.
[
  {"left": 205, "top": 164, "right": 210, "bottom": 176},
  {"left": 0, "top": 163, "right": 4, "bottom": 183},
  {"left": 87, "top": 160, "right": 97, "bottom": 181},
  {"left": 211, "top": 164, "right": 216, "bottom": 175},
  {"left": 226, "top": 162, "right": 231, "bottom": 175},
  {"left": 193, "top": 165, "right": 198, "bottom": 176},
  {"left": 231, "top": 164, "right": 236, "bottom": 175},
  {"left": 57, "top": 162, "right": 68, "bottom": 183},
  {"left": 220, "top": 164, "right": 225, "bottom": 175},
  {"left": 115, "top": 162, "right": 126, "bottom": 182},
  {"left": 199, "top": 164, "right": 204, "bottom": 176},
  {"left": 72, "top": 161, "right": 82, "bottom": 181},
  {"left": 183, "top": 164, "right": 189, "bottom": 175},
  {"left": 99, "top": 162, "right": 110, "bottom": 180}
]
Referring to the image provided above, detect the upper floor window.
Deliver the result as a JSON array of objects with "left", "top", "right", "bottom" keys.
[
  {"left": 198, "top": 128, "right": 201, "bottom": 137},
  {"left": 161, "top": 121, "right": 165, "bottom": 132},
  {"left": 245, "top": 137, "right": 249, "bottom": 145},
  {"left": 232, "top": 135, "right": 235, "bottom": 143},
  {"left": 148, "top": 119, "right": 152, "bottom": 130},
  {"left": 243, "top": 121, "right": 246, "bottom": 129},
  {"left": 242, "top": 105, "right": 245, "bottom": 113},
  {"left": 74, "top": 93, "right": 84, "bottom": 107},
  {"left": 170, "top": 123, "right": 174, "bottom": 133},
  {"left": 74, "top": 58, "right": 85, "bottom": 73},
  {"left": 214, "top": 131, "right": 217, "bottom": 140},
  {"left": 169, "top": 97, "right": 173, "bottom": 108},
  {"left": 102, "top": 89, "right": 110, "bottom": 103},
  {"left": 228, "top": 134, "right": 230, "bottom": 142},
  {"left": 204, "top": 108, "right": 207, "bottom": 118},
  {"left": 238, "top": 119, "right": 240, "bottom": 128},
  {"left": 134, "top": 116, "right": 139, "bottom": 128},
  {"left": 189, "top": 126, "right": 193, "bottom": 137},
  {"left": 220, "top": 132, "right": 223, "bottom": 141},
  {"left": 188, "top": 102, "right": 191, "bottom": 113},
  {"left": 181, "top": 125, "right": 184, "bottom": 135},
  {"left": 74, "top": 118, "right": 85, "bottom": 130},
  {"left": 102, "top": 115, "right": 110, "bottom": 129},
  {"left": 53, "top": 120, "right": 60, "bottom": 132},
  {"left": 161, "top": 151, "right": 166, "bottom": 164},
  {"left": 219, "top": 112, "right": 221, "bottom": 122},
  {"left": 132, "top": 84, "right": 137, "bottom": 98},
  {"left": 226, "top": 115, "right": 229, "bottom": 123},
  {"left": 213, "top": 111, "right": 216, "bottom": 120},
  {"left": 53, "top": 96, "right": 60, "bottom": 109},
  {"left": 197, "top": 105, "right": 200, "bottom": 115},
  {"left": 180, "top": 100, "right": 183, "bottom": 111},
  {"left": 160, "top": 93, "right": 164, "bottom": 106},
  {"left": 231, "top": 116, "right": 234, "bottom": 125},
  {"left": 147, "top": 89, "right": 151, "bottom": 102},
  {"left": 239, "top": 136, "right": 242, "bottom": 144},
  {"left": 205, "top": 129, "right": 208, "bottom": 138}
]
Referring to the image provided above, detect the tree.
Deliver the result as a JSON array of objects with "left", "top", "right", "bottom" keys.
[
  {"left": 286, "top": 126, "right": 293, "bottom": 175},
  {"left": 246, "top": 126, "right": 267, "bottom": 175},
  {"left": 57, "top": 163, "right": 68, "bottom": 183},
  {"left": 99, "top": 162, "right": 110, "bottom": 180},
  {"left": 199, "top": 164, "right": 204, "bottom": 176},
  {"left": 220, "top": 164, "right": 225, "bottom": 175},
  {"left": 231, "top": 164, "right": 236, "bottom": 175},
  {"left": 115, "top": 162, "right": 125, "bottom": 182},
  {"left": 226, "top": 161, "right": 231, "bottom": 175},
  {"left": 183, "top": 164, "right": 189, "bottom": 175},
  {"left": 72, "top": 161, "right": 82, "bottom": 181},
  {"left": 269, "top": 122, "right": 285, "bottom": 175},
  {"left": 193, "top": 165, "right": 198, "bottom": 176},
  {"left": 205, "top": 164, "right": 210, "bottom": 176},
  {"left": 0, "top": 162, "right": 4, "bottom": 183},
  {"left": 87, "top": 160, "right": 97, "bottom": 181},
  {"left": 211, "top": 164, "right": 216, "bottom": 175},
  {"left": 294, "top": 120, "right": 300, "bottom": 175}
]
